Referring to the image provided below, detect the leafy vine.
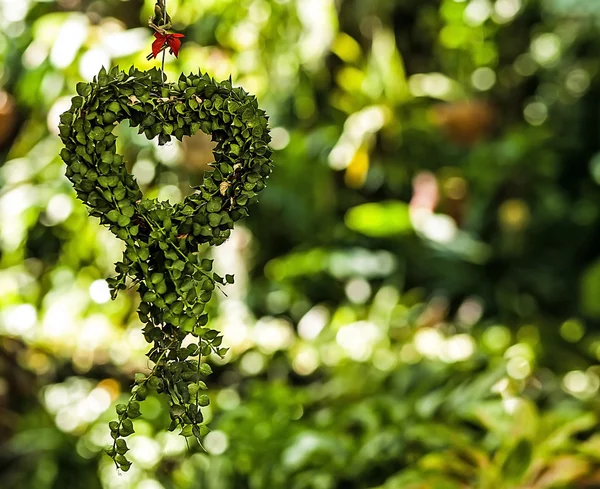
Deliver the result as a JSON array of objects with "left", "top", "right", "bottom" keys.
[{"left": 58, "top": 65, "right": 272, "bottom": 470}]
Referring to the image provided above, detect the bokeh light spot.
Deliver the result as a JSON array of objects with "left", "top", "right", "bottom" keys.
[
  {"left": 471, "top": 67, "right": 496, "bottom": 91},
  {"left": 204, "top": 430, "right": 229, "bottom": 455},
  {"left": 560, "top": 318, "right": 585, "bottom": 343},
  {"left": 89, "top": 279, "right": 111, "bottom": 304}
]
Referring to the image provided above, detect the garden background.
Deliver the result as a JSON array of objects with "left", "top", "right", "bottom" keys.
[{"left": 1, "top": 0, "right": 600, "bottom": 488}]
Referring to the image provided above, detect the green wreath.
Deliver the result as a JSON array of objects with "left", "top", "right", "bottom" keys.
[{"left": 58, "top": 65, "right": 272, "bottom": 470}]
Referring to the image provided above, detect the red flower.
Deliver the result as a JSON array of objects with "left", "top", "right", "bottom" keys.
[{"left": 151, "top": 32, "right": 185, "bottom": 58}]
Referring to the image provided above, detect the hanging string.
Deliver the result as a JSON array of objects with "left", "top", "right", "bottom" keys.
[
  {"left": 146, "top": 0, "right": 185, "bottom": 82},
  {"left": 161, "top": 0, "right": 167, "bottom": 79}
]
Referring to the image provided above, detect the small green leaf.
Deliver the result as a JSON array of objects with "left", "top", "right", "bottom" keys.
[
  {"left": 115, "top": 439, "right": 128, "bottom": 454},
  {"left": 76, "top": 82, "right": 92, "bottom": 97},
  {"left": 199, "top": 363, "right": 213, "bottom": 376},
  {"left": 101, "top": 152, "right": 114, "bottom": 164},
  {"left": 150, "top": 272, "right": 164, "bottom": 284},
  {"left": 207, "top": 198, "right": 221, "bottom": 213},
  {"left": 107, "top": 210, "right": 119, "bottom": 222},
  {"left": 171, "top": 405, "right": 186, "bottom": 418},
  {"left": 502, "top": 439, "right": 533, "bottom": 481},
  {"left": 71, "top": 96, "right": 84, "bottom": 108},
  {"left": 138, "top": 247, "right": 150, "bottom": 261},
  {"left": 181, "top": 316, "right": 196, "bottom": 332},
  {"left": 117, "top": 215, "right": 130, "bottom": 227},
  {"left": 107, "top": 101, "right": 121, "bottom": 114}
]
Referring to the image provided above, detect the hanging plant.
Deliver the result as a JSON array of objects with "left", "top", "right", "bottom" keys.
[{"left": 57, "top": 1, "right": 272, "bottom": 471}]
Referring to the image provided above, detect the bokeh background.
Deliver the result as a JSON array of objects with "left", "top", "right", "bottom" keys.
[{"left": 1, "top": 0, "right": 600, "bottom": 488}]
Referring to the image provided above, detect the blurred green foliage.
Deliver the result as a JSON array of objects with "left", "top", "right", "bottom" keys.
[{"left": 0, "top": 0, "right": 599, "bottom": 488}]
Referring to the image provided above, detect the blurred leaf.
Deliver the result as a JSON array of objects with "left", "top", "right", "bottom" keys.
[
  {"left": 541, "top": 412, "right": 597, "bottom": 453},
  {"left": 580, "top": 258, "right": 600, "bottom": 317},
  {"left": 367, "top": 27, "right": 409, "bottom": 104},
  {"left": 375, "top": 469, "right": 463, "bottom": 489},
  {"left": 531, "top": 456, "right": 591, "bottom": 489},
  {"left": 501, "top": 439, "right": 533, "bottom": 482},
  {"left": 345, "top": 201, "right": 412, "bottom": 237},
  {"left": 580, "top": 434, "right": 600, "bottom": 461}
]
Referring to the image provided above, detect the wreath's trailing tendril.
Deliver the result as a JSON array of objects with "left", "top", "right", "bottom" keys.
[{"left": 57, "top": 66, "right": 272, "bottom": 470}]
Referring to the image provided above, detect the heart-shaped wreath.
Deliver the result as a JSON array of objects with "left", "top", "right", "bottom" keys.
[{"left": 58, "top": 65, "right": 272, "bottom": 470}]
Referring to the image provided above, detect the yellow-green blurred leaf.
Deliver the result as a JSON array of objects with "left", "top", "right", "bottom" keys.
[{"left": 345, "top": 201, "right": 412, "bottom": 237}]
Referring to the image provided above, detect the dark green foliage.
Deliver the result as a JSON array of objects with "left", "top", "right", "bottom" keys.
[{"left": 58, "top": 66, "right": 273, "bottom": 469}]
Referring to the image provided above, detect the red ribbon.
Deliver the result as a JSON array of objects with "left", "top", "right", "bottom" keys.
[{"left": 151, "top": 32, "right": 185, "bottom": 58}]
